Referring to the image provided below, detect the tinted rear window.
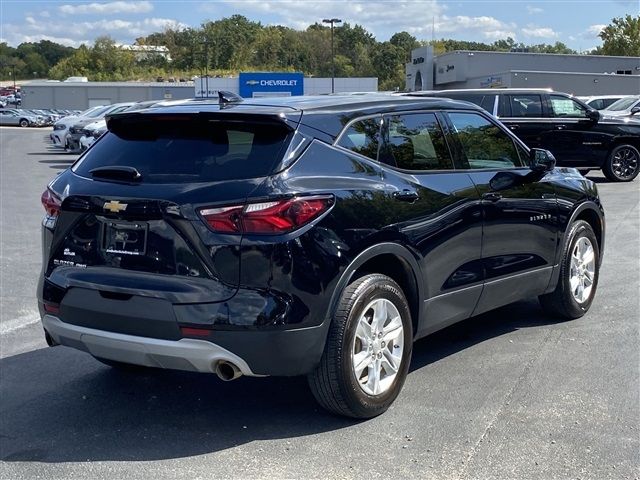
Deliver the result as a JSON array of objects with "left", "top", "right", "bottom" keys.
[{"left": 73, "top": 116, "right": 292, "bottom": 183}]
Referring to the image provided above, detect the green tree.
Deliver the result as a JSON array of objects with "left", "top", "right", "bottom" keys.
[{"left": 599, "top": 15, "right": 640, "bottom": 56}]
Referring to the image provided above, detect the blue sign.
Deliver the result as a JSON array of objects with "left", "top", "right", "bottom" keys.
[{"left": 239, "top": 72, "right": 304, "bottom": 98}]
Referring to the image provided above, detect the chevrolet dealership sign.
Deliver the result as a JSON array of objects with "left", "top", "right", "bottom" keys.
[{"left": 239, "top": 72, "right": 304, "bottom": 98}]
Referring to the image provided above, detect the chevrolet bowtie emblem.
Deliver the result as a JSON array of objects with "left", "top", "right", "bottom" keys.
[{"left": 103, "top": 200, "right": 128, "bottom": 213}]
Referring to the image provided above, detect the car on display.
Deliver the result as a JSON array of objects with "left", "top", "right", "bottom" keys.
[
  {"left": 78, "top": 100, "right": 169, "bottom": 151},
  {"left": 0, "top": 108, "right": 41, "bottom": 127},
  {"left": 409, "top": 88, "right": 640, "bottom": 182},
  {"left": 66, "top": 102, "right": 135, "bottom": 152},
  {"left": 600, "top": 95, "right": 640, "bottom": 119},
  {"left": 50, "top": 105, "right": 109, "bottom": 148},
  {"left": 578, "top": 95, "right": 626, "bottom": 111},
  {"left": 39, "top": 94, "right": 605, "bottom": 418}
]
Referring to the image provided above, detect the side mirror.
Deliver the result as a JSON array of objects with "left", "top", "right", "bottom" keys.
[
  {"left": 530, "top": 148, "right": 556, "bottom": 172},
  {"left": 586, "top": 109, "right": 600, "bottom": 122},
  {"left": 630, "top": 106, "right": 640, "bottom": 115}
]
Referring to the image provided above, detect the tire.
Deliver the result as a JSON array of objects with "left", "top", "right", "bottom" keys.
[
  {"left": 308, "top": 274, "right": 413, "bottom": 419},
  {"left": 19, "top": 119, "right": 29, "bottom": 127},
  {"left": 93, "top": 356, "right": 151, "bottom": 371},
  {"left": 602, "top": 144, "right": 640, "bottom": 182},
  {"left": 539, "top": 220, "right": 600, "bottom": 319}
]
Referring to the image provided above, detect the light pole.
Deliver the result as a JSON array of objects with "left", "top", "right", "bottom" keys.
[{"left": 322, "top": 18, "right": 342, "bottom": 94}]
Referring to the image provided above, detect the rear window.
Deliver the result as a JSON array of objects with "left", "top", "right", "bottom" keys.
[{"left": 73, "top": 115, "right": 292, "bottom": 183}]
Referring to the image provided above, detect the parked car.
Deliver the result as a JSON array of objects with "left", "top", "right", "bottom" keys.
[
  {"left": 600, "top": 95, "right": 640, "bottom": 118},
  {"left": 50, "top": 105, "right": 108, "bottom": 148},
  {"left": 39, "top": 94, "right": 605, "bottom": 418},
  {"left": 78, "top": 101, "right": 167, "bottom": 151},
  {"left": 66, "top": 102, "right": 135, "bottom": 152},
  {"left": 578, "top": 95, "right": 626, "bottom": 111},
  {"left": 0, "top": 108, "right": 40, "bottom": 127},
  {"left": 410, "top": 89, "right": 640, "bottom": 182}
]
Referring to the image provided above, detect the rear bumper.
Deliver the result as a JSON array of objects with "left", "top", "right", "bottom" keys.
[
  {"left": 42, "top": 313, "right": 329, "bottom": 377},
  {"left": 42, "top": 315, "right": 260, "bottom": 376}
]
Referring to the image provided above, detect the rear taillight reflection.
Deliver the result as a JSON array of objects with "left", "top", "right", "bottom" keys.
[
  {"left": 200, "top": 195, "right": 334, "bottom": 234},
  {"left": 41, "top": 188, "right": 61, "bottom": 217}
]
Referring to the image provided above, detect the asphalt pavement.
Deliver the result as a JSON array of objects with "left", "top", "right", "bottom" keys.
[{"left": 0, "top": 127, "right": 638, "bottom": 479}]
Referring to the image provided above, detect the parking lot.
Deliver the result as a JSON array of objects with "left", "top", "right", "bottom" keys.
[{"left": 0, "top": 126, "right": 638, "bottom": 479}]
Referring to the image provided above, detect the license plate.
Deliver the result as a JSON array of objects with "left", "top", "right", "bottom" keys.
[{"left": 102, "top": 221, "right": 148, "bottom": 256}]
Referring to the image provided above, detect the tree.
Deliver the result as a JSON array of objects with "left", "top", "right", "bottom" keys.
[{"left": 599, "top": 15, "right": 640, "bottom": 56}]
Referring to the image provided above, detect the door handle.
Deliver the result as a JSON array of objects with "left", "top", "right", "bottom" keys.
[
  {"left": 482, "top": 192, "right": 502, "bottom": 202},
  {"left": 509, "top": 124, "right": 520, "bottom": 131},
  {"left": 555, "top": 124, "right": 567, "bottom": 130},
  {"left": 393, "top": 190, "right": 420, "bottom": 202}
]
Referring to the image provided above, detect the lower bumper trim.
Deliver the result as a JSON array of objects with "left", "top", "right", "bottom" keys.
[{"left": 42, "top": 315, "right": 262, "bottom": 376}]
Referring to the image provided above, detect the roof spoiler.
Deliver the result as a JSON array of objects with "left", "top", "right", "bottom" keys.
[{"left": 193, "top": 90, "right": 243, "bottom": 105}]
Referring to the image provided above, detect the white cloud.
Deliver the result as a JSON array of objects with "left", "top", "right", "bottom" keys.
[
  {"left": 1, "top": 16, "right": 187, "bottom": 46},
  {"left": 521, "top": 24, "right": 559, "bottom": 39},
  {"left": 58, "top": 1, "right": 153, "bottom": 15},
  {"left": 526, "top": 5, "right": 544, "bottom": 14},
  {"left": 584, "top": 24, "right": 606, "bottom": 38}
]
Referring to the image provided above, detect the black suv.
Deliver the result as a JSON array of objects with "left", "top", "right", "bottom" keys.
[
  {"left": 409, "top": 89, "right": 640, "bottom": 182},
  {"left": 38, "top": 95, "right": 604, "bottom": 418}
]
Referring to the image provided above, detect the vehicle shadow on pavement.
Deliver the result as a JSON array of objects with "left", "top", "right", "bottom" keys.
[{"left": 0, "top": 299, "right": 561, "bottom": 463}]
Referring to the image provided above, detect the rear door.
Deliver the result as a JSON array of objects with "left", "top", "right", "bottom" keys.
[
  {"left": 376, "top": 111, "right": 484, "bottom": 335},
  {"left": 444, "top": 110, "right": 559, "bottom": 316},
  {"left": 497, "top": 93, "right": 549, "bottom": 150}
]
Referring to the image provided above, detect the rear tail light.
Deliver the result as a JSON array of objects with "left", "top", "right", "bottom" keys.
[
  {"left": 199, "top": 195, "right": 334, "bottom": 234},
  {"left": 41, "top": 188, "right": 62, "bottom": 217}
]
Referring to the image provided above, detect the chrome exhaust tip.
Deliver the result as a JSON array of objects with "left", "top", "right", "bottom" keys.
[{"left": 215, "top": 361, "right": 242, "bottom": 381}]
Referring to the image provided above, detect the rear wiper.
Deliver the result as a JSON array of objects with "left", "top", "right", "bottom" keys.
[{"left": 89, "top": 166, "right": 142, "bottom": 182}]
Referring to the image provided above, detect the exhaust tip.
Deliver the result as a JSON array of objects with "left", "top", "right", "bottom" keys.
[{"left": 215, "top": 361, "right": 242, "bottom": 381}]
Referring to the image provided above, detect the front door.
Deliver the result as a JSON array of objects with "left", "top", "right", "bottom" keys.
[{"left": 444, "top": 110, "right": 559, "bottom": 316}]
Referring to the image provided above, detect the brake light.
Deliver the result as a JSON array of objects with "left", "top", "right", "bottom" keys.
[
  {"left": 41, "top": 188, "right": 62, "bottom": 217},
  {"left": 199, "top": 195, "right": 334, "bottom": 234}
]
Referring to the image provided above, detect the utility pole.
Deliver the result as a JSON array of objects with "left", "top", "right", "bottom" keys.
[{"left": 322, "top": 18, "right": 342, "bottom": 94}]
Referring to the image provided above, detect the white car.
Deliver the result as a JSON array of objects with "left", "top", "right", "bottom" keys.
[
  {"left": 79, "top": 119, "right": 107, "bottom": 151},
  {"left": 600, "top": 95, "right": 640, "bottom": 118},
  {"left": 50, "top": 105, "right": 107, "bottom": 148},
  {"left": 578, "top": 95, "right": 626, "bottom": 111}
]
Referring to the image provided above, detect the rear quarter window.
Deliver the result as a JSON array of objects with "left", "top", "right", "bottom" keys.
[{"left": 73, "top": 116, "right": 292, "bottom": 183}]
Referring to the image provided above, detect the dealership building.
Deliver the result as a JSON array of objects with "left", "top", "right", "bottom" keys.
[
  {"left": 406, "top": 46, "right": 640, "bottom": 95},
  {"left": 21, "top": 73, "right": 377, "bottom": 109}
]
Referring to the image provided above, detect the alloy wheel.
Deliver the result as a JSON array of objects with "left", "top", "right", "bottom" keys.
[
  {"left": 352, "top": 298, "right": 404, "bottom": 396},
  {"left": 611, "top": 147, "right": 639, "bottom": 180},
  {"left": 569, "top": 237, "right": 596, "bottom": 304}
]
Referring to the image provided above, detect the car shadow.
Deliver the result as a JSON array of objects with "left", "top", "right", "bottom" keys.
[{"left": 0, "top": 299, "right": 562, "bottom": 463}]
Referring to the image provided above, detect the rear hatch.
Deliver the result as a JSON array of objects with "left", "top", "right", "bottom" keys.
[{"left": 44, "top": 111, "right": 297, "bottom": 306}]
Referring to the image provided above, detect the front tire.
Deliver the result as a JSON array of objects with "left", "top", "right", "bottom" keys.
[
  {"left": 539, "top": 220, "right": 600, "bottom": 319},
  {"left": 603, "top": 144, "right": 639, "bottom": 182},
  {"left": 308, "top": 274, "right": 413, "bottom": 418},
  {"left": 19, "top": 119, "right": 29, "bottom": 127}
]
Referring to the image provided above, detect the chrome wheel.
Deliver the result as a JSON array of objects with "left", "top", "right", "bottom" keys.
[
  {"left": 352, "top": 298, "right": 404, "bottom": 396},
  {"left": 569, "top": 237, "right": 596, "bottom": 304},
  {"left": 611, "top": 146, "right": 639, "bottom": 180}
]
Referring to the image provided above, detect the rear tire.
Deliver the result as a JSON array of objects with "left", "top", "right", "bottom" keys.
[
  {"left": 308, "top": 274, "right": 413, "bottom": 419},
  {"left": 539, "top": 220, "right": 599, "bottom": 319},
  {"left": 603, "top": 144, "right": 639, "bottom": 182},
  {"left": 19, "top": 119, "right": 29, "bottom": 127}
]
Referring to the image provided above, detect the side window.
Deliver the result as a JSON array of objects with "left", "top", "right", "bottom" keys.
[
  {"left": 448, "top": 112, "right": 525, "bottom": 169},
  {"left": 384, "top": 113, "right": 453, "bottom": 170},
  {"left": 589, "top": 99, "right": 604, "bottom": 110},
  {"left": 509, "top": 94, "right": 543, "bottom": 117},
  {"left": 480, "top": 95, "right": 497, "bottom": 114},
  {"left": 337, "top": 117, "right": 381, "bottom": 161},
  {"left": 549, "top": 95, "right": 588, "bottom": 118}
]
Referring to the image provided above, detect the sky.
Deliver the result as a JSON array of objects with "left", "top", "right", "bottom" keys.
[{"left": 0, "top": 0, "right": 638, "bottom": 52}]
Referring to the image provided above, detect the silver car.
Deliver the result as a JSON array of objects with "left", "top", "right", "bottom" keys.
[{"left": 0, "top": 109, "right": 39, "bottom": 127}]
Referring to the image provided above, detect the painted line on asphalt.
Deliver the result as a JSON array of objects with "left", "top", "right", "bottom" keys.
[{"left": 0, "top": 312, "right": 40, "bottom": 335}]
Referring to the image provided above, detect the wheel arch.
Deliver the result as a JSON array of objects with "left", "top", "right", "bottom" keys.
[
  {"left": 325, "top": 243, "right": 424, "bottom": 336},
  {"left": 565, "top": 202, "right": 605, "bottom": 261}
]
